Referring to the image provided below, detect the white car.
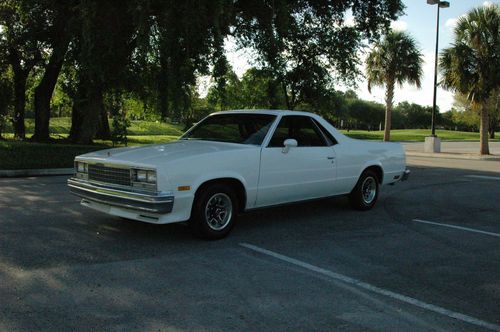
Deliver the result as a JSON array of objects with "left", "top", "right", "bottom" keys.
[{"left": 68, "top": 110, "right": 409, "bottom": 239}]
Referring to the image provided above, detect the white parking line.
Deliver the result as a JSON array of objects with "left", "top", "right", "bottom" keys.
[
  {"left": 413, "top": 219, "right": 500, "bottom": 238},
  {"left": 465, "top": 175, "right": 500, "bottom": 181},
  {"left": 240, "top": 242, "right": 500, "bottom": 332}
]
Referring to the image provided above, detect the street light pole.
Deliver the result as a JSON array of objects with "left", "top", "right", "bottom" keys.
[
  {"left": 431, "top": 2, "right": 441, "bottom": 137},
  {"left": 425, "top": 0, "right": 449, "bottom": 152}
]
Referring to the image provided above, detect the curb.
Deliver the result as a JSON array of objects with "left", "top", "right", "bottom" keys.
[
  {"left": 405, "top": 151, "right": 500, "bottom": 161},
  {"left": 0, "top": 168, "right": 74, "bottom": 178}
]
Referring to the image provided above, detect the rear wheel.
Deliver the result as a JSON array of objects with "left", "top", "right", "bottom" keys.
[
  {"left": 190, "top": 184, "right": 238, "bottom": 239},
  {"left": 349, "top": 170, "right": 379, "bottom": 210}
]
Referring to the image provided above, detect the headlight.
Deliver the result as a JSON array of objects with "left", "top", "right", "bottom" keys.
[
  {"left": 137, "top": 170, "right": 148, "bottom": 182},
  {"left": 76, "top": 161, "right": 88, "bottom": 173},
  {"left": 147, "top": 171, "right": 156, "bottom": 183},
  {"left": 133, "top": 169, "right": 156, "bottom": 184}
]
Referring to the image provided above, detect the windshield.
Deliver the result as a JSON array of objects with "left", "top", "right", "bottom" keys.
[{"left": 181, "top": 113, "right": 276, "bottom": 145}]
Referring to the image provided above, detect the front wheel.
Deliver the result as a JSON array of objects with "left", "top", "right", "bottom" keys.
[
  {"left": 190, "top": 184, "right": 238, "bottom": 239},
  {"left": 349, "top": 170, "right": 379, "bottom": 211}
]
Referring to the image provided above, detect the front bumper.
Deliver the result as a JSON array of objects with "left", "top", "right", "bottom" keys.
[{"left": 68, "top": 178, "right": 174, "bottom": 214}]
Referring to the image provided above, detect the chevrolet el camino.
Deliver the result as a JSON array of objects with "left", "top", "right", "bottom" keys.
[{"left": 68, "top": 110, "right": 409, "bottom": 239}]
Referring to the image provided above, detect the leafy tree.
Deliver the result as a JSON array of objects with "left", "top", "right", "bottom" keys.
[
  {"left": 440, "top": 4, "right": 499, "bottom": 154},
  {"left": 0, "top": 0, "right": 44, "bottom": 139},
  {"left": 207, "top": 67, "right": 287, "bottom": 111},
  {"left": 0, "top": 66, "right": 13, "bottom": 139},
  {"left": 138, "top": 0, "right": 232, "bottom": 122},
  {"left": 486, "top": 90, "right": 499, "bottom": 138},
  {"left": 68, "top": 0, "right": 136, "bottom": 144},
  {"left": 234, "top": 0, "right": 404, "bottom": 111},
  {"left": 450, "top": 91, "right": 499, "bottom": 137},
  {"left": 1, "top": 0, "right": 407, "bottom": 144},
  {"left": 366, "top": 30, "right": 423, "bottom": 141},
  {"left": 208, "top": 68, "right": 242, "bottom": 111},
  {"left": 394, "top": 101, "right": 433, "bottom": 129},
  {"left": 239, "top": 68, "right": 279, "bottom": 109},
  {"left": 32, "top": 0, "right": 74, "bottom": 141},
  {"left": 347, "top": 99, "right": 385, "bottom": 130}
]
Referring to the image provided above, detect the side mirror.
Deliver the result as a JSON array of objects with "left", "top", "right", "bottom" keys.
[{"left": 282, "top": 138, "right": 298, "bottom": 154}]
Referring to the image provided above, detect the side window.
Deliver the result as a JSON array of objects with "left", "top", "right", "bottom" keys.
[
  {"left": 312, "top": 119, "right": 338, "bottom": 146},
  {"left": 268, "top": 116, "right": 327, "bottom": 147}
]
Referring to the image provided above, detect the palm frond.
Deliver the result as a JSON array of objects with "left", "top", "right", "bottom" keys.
[{"left": 440, "top": 4, "right": 499, "bottom": 104}]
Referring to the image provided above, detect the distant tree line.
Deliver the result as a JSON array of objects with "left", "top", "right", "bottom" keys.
[{"left": 442, "top": 91, "right": 499, "bottom": 139}]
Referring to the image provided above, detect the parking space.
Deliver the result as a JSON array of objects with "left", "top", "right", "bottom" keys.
[{"left": 1, "top": 157, "right": 499, "bottom": 331}]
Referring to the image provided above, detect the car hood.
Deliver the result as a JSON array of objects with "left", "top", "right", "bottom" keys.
[{"left": 77, "top": 140, "right": 255, "bottom": 167}]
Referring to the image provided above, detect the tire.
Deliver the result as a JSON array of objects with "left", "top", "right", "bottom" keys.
[
  {"left": 349, "top": 170, "right": 379, "bottom": 211},
  {"left": 190, "top": 183, "right": 238, "bottom": 239}
]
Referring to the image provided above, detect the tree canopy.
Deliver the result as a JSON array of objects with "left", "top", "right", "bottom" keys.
[{"left": 0, "top": 0, "right": 406, "bottom": 142}]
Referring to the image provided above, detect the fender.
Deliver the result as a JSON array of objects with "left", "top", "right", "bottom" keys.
[{"left": 358, "top": 160, "right": 384, "bottom": 185}]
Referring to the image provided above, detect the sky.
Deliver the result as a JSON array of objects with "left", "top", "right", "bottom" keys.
[{"left": 222, "top": 0, "right": 499, "bottom": 113}]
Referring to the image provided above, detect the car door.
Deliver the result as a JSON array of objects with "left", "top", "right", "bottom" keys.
[{"left": 256, "top": 115, "right": 337, "bottom": 207}]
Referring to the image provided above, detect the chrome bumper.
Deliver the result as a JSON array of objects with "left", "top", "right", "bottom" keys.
[
  {"left": 68, "top": 178, "right": 174, "bottom": 214},
  {"left": 401, "top": 168, "right": 410, "bottom": 181}
]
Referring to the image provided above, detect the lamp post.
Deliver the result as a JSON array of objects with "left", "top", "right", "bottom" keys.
[{"left": 425, "top": 0, "right": 449, "bottom": 153}]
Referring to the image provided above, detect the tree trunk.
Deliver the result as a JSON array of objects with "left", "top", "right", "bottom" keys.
[
  {"left": 69, "top": 79, "right": 101, "bottom": 144},
  {"left": 281, "top": 81, "right": 291, "bottom": 110},
  {"left": 69, "top": 80, "right": 87, "bottom": 143},
  {"left": 383, "top": 80, "right": 394, "bottom": 142},
  {"left": 12, "top": 73, "right": 28, "bottom": 139},
  {"left": 479, "top": 105, "right": 489, "bottom": 155},
  {"left": 77, "top": 85, "right": 101, "bottom": 144},
  {"left": 267, "top": 80, "right": 279, "bottom": 109},
  {"left": 95, "top": 106, "right": 111, "bottom": 140},
  {"left": 32, "top": 37, "right": 70, "bottom": 142},
  {"left": 94, "top": 88, "right": 111, "bottom": 140},
  {"left": 158, "top": 51, "right": 169, "bottom": 121}
]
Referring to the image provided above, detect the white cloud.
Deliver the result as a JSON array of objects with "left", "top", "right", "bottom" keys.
[
  {"left": 445, "top": 18, "right": 458, "bottom": 29},
  {"left": 390, "top": 20, "right": 408, "bottom": 31},
  {"left": 445, "top": 14, "right": 466, "bottom": 31},
  {"left": 344, "top": 16, "right": 356, "bottom": 27},
  {"left": 483, "top": 1, "right": 493, "bottom": 7}
]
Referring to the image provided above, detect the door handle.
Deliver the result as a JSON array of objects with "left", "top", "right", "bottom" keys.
[{"left": 327, "top": 156, "right": 335, "bottom": 160}]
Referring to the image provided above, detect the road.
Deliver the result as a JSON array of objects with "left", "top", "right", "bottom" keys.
[{"left": 0, "top": 156, "right": 499, "bottom": 331}]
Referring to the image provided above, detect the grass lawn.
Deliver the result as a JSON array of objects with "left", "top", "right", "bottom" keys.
[
  {"left": 340, "top": 129, "right": 498, "bottom": 141},
  {"left": 2, "top": 117, "right": 185, "bottom": 137},
  {"left": 1, "top": 118, "right": 497, "bottom": 170},
  {"left": 1, "top": 118, "right": 184, "bottom": 169}
]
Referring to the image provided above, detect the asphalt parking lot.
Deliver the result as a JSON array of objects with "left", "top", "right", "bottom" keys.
[{"left": 1, "top": 156, "right": 499, "bottom": 331}]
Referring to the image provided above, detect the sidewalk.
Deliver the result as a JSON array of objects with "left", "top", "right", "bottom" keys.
[{"left": 403, "top": 141, "right": 500, "bottom": 161}]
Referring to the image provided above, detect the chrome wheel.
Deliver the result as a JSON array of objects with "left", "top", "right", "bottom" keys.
[
  {"left": 361, "top": 176, "right": 377, "bottom": 204},
  {"left": 204, "top": 193, "right": 233, "bottom": 231}
]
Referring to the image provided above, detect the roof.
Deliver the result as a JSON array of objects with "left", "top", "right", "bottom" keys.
[{"left": 212, "top": 109, "right": 317, "bottom": 117}]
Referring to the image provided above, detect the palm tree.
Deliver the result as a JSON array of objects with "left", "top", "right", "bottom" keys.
[
  {"left": 366, "top": 31, "right": 423, "bottom": 141},
  {"left": 440, "top": 4, "right": 499, "bottom": 155}
]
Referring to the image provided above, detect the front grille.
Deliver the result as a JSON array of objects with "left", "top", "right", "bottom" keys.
[{"left": 88, "top": 164, "right": 131, "bottom": 187}]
